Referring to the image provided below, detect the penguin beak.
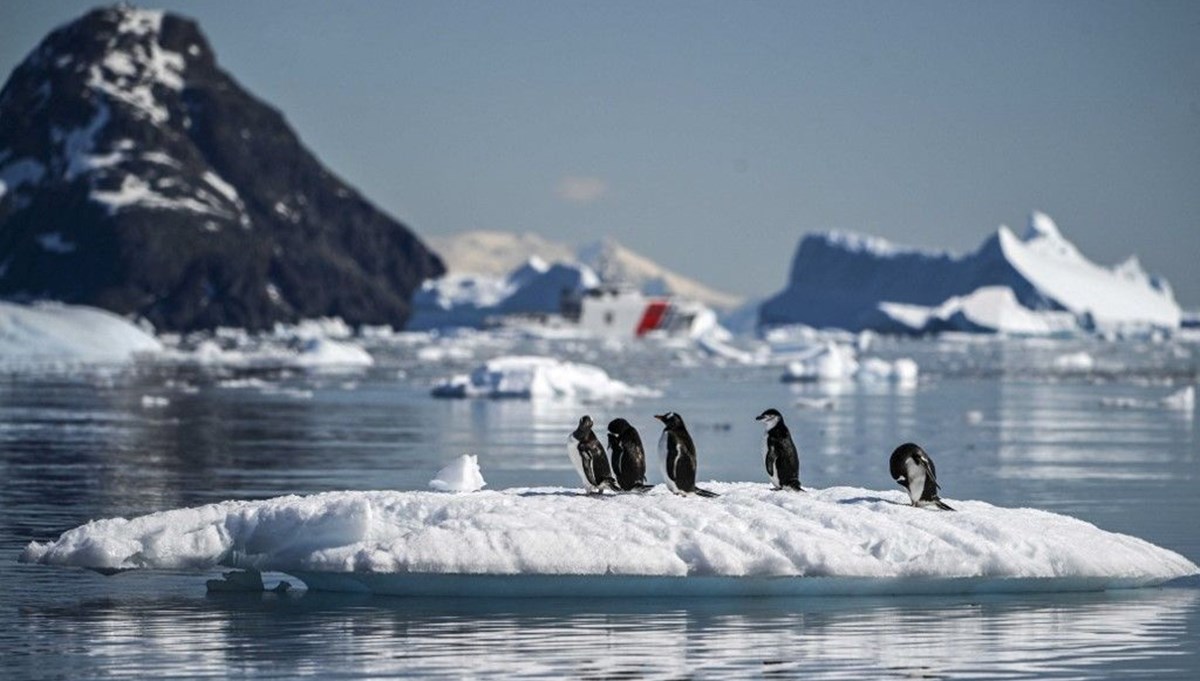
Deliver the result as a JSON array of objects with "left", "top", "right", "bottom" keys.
[
  {"left": 653, "top": 414, "right": 666, "bottom": 422},
  {"left": 755, "top": 414, "right": 765, "bottom": 421}
]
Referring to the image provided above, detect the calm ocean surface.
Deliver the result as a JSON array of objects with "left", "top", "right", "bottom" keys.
[{"left": 2, "top": 334, "right": 1197, "bottom": 679}]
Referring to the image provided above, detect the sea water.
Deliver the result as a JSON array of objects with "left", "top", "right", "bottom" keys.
[{"left": 2, "top": 334, "right": 1197, "bottom": 679}]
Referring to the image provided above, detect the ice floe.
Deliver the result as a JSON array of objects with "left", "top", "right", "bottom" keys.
[
  {"left": 21, "top": 485, "right": 1197, "bottom": 597},
  {"left": 431, "top": 355, "right": 659, "bottom": 401}
]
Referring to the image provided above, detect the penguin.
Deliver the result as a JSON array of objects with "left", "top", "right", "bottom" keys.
[
  {"left": 607, "top": 418, "right": 652, "bottom": 491},
  {"left": 889, "top": 442, "right": 954, "bottom": 510},
  {"left": 755, "top": 408, "right": 803, "bottom": 491},
  {"left": 568, "top": 415, "right": 619, "bottom": 494},
  {"left": 654, "top": 412, "right": 718, "bottom": 497}
]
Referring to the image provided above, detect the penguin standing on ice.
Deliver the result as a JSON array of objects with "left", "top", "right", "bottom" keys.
[
  {"left": 654, "top": 412, "right": 718, "bottom": 497},
  {"left": 755, "top": 408, "right": 803, "bottom": 491},
  {"left": 607, "top": 418, "right": 651, "bottom": 491},
  {"left": 889, "top": 442, "right": 954, "bottom": 510},
  {"left": 569, "top": 415, "right": 619, "bottom": 494}
]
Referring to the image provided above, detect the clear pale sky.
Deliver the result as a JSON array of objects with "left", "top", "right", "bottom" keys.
[{"left": 3, "top": 1, "right": 1198, "bottom": 305}]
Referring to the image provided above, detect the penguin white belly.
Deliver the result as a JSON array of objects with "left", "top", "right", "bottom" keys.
[
  {"left": 903, "top": 457, "right": 925, "bottom": 505},
  {"left": 764, "top": 433, "right": 780, "bottom": 489},
  {"left": 567, "top": 436, "right": 595, "bottom": 492},
  {"left": 658, "top": 430, "right": 679, "bottom": 494}
]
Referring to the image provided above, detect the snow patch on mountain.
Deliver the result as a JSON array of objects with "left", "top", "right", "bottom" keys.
[{"left": 427, "top": 231, "right": 743, "bottom": 312}]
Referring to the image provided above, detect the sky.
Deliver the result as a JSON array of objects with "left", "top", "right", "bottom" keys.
[{"left": 3, "top": 1, "right": 1198, "bottom": 305}]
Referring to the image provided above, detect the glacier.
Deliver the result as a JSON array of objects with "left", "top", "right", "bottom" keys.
[
  {"left": 760, "top": 212, "right": 1180, "bottom": 335},
  {"left": 21, "top": 484, "right": 1197, "bottom": 597}
]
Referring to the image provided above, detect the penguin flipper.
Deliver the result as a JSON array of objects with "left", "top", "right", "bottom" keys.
[
  {"left": 783, "top": 480, "right": 805, "bottom": 492},
  {"left": 933, "top": 498, "right": 955, "bottom": 511},
  {"left": 693, "top": 487, "right": 720, "bottom": 498}
]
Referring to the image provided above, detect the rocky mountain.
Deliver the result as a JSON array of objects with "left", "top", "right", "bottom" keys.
[
  {"left": 428, "top": 230, "right": 743, "bottom": 311},
  {"left": 0, "top": 5, "right": 443, "bottom": 331},
  {"left": 759, "top": 212, "right": 1180, "bottom": 333}
]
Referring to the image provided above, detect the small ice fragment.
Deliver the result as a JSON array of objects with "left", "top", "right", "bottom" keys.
[
  {"left": 141, "top": 395, "right": 169, "bottom": 408},
  {"left": 429, "top": 454, "right": 486, "bottom": 492},
  {"left": 1162, "top": 386, "right": 1194, "bottom": 411},
  {"left": 964, "top": 410, "right": 984, "bottom": 425},
  {"left": 1053, "top": 351, "right": 1095, "bottom": 372}
]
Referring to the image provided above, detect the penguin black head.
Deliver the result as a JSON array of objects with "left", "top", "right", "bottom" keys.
[
  {"left": 891, "top": 442, "right": 925, "bottom": 458},
  {"left": 608, "top": 418, "right": 632, "bottom": 436},
  {"left": 654, "top": 412, "right": 685, "bottom": 430},
  {"left": 755, "top": 408, "right": 784, "bottom": 427},
  {"left": 578, "top": 415, "right": 594, "bottom": 431}
]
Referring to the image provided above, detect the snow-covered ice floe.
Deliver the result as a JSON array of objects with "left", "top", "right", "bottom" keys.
[
  {"left": 21, "top": 485, "right": 1196, "bottom": 597},
  {"left": 431, "top": 355, "right": 659, "bottom": 401},
  {"left": 0, "top": 301, "right": 162, "bottom": 365}
]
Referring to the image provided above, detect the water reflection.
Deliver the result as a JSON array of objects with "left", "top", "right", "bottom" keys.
[
  {"left": 2, "top": 338, "right": 1198, "bottom": 679},
  {"left": 8, "top": 587, "right": 1196, "bottom": 679}
]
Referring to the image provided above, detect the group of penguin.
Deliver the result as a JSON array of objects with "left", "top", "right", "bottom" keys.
[{"left": 569, "top": 408, "right": 954, "bottom": 510}]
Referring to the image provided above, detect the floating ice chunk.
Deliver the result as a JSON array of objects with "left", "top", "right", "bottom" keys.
[
  {"left": 1162, "top": 386, "right": 1194, "bottom": 411},
  {"left": 783, "top": 342, "right": 858, "bottom": 381},
  {"left": 428, "top": 455, "right": 487, "bottom": 493},
  {"left": 783, "top": 343, "right": 917, "bottom": 385},
  {"left": 1052, "top": 351, "right": 1095, "bottom": 372},
  {"left": 856, "top": 357, "right": 919, "bottom": 385},
  {"left": 695, "top": 333, "right": 762, "bottom": 365},
  {"left": 964, "top": 410, "right": 985, "bottom": 425},
  {"left": 1105, "top": 386, "right": 1196, "bottom": 412},
  {"left": 0, "top": 301, "right": 161, "bottom": 365},
  {"left": 21, "top": 485, "right": 1197, "bottom": 597},
  {"left": 140, "top": 395, "right": 169, "bottom": 408},
  {"left": 432, "top": 355, "right": 658, "bottom": 401},
  {"left": 293, "top": 338, "right": 373, "bottom": 369}
]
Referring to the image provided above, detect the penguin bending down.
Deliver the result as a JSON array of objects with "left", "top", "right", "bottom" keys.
[
  {"left": 607, "top": 418, "right": 652, "bottom": 491},
  {"left": 569, "top": 415, "right": 619, "bottom": 494},
  {"left": 654, "top": 412, "right": 718, "bottom": 497},
  {"left": 755, "top": 408, "right": 803, "bottom": 491},
  {"left": 889, "top": 442, "right": 954, "bottom": 510}
]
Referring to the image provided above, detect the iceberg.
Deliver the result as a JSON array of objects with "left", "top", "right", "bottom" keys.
[
  {"left": 21, "top": 485, "right": 1196, "bottom": 597},
  {"left": 761, "top": 212, "right": 1180, "bottom": 334},
  {"left": 431, "top": 355, "right": 658, "bottom": 401},
  {"left": 0, "top": 300, "right": 162, "bottom": 364}
]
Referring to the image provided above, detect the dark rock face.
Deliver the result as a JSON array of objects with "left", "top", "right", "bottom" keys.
[{"left": 0, "top": 5, "right": 443, "bottom": 331}]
